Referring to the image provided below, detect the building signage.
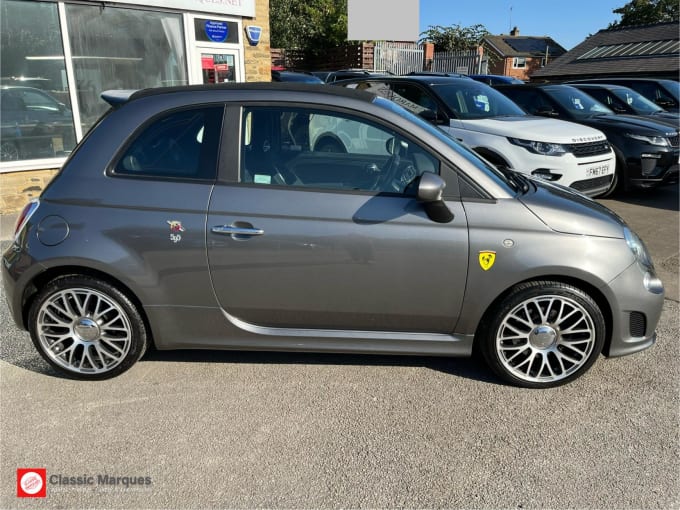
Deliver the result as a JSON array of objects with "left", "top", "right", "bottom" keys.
[
  {"left": 205, "top": 20, "right": 229, "bottom": 42},
  {"left": 108, "top": 0, "right": 255, "bottom": 17}
]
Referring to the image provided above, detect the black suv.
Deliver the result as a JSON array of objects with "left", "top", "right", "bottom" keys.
[
  {"left": 569, "top": 83, "right": 679, "bottom": 125},
  {"left": 567, "top": 78, "right": 679, "bottom": 112},
  {"left": 495, "top": 83, "right": 679, "bottom": 194}
]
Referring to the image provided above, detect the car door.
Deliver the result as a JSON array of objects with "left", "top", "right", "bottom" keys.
[{"left": 206, "top": 104, "right": 469, "bottom": 334}]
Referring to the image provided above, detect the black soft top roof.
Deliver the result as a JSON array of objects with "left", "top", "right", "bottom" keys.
[{"left": 102, "top": 82, "right": 375, "bottom": 107}]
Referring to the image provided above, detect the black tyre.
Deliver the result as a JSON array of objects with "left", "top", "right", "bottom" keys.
[
  {"left": 28, "top": 275, "right": 147, "bottom": 380},
  {"left": 598, "top": 151, "right": 624, "bottom": 198},
  {"left": 478, "top": 281, "right": 605, "bottom": 389}
]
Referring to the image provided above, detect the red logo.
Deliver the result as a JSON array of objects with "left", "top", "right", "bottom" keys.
[{"left": 17, "top": 468, "right": 46, "bottom": 498}]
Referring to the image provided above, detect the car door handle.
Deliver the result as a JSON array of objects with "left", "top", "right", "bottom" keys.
[{"left": 211, "top": 225, "right": 264, "bottom": 237}]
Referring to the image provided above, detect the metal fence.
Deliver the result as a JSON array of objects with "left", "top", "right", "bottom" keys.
[
  {"left": 431, "top": 49, "right": 487, "bottom": 74},
  {"left": 373, "top": 43, "right": 488, "bottom": 75},
  {"left": 373, "top": 41, "right": 424, "bottom": 75}
]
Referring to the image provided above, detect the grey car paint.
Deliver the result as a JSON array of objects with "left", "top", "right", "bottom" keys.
[{"left": 2, "top": 83, "right": 665, "bottom": 386}]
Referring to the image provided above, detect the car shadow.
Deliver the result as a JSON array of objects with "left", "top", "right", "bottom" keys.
[
  {"left": 2, "top": 342, "right": 501, "bottom": 386},
  {"left": 140, "top": 348, "right": 501, "bottom": 384}
]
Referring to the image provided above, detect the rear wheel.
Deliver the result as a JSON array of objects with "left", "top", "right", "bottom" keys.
[
  {"left": 479, "top": 281, "right": 605, "bottom": 388},
  {"left": 28, "top": 275, "right": 147, "bottom": 380}
]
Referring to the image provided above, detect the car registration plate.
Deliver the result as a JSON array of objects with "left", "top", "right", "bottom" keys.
[{"left": 586, "top": 163, "right": 611, "bottom": 177}]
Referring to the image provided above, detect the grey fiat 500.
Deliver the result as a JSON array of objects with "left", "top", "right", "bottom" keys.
[{"left": 2, "top": 83, "right": 664, "bottom": 388}]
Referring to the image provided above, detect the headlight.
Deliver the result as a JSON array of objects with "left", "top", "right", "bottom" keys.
[
  {"left": 624, "top": 133, "right": 670, "bottom": 147},
  {"left": 624, "top": 227, "right": 654, "bottom": 269},
  {"left": 508, "top": 138, "right": 567, "bottom": 156}
]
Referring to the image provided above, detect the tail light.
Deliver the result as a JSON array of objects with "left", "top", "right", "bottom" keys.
[{"left": 14, "top": 199, "right": 40, "bottom": 242}]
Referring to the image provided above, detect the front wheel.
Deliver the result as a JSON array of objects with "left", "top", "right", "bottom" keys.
[
  {"left": 28, "top": 275, "right": 147, "bottom": 380},
  {"left": 478, "top": 281, "right": 605, "bottom": 388}
]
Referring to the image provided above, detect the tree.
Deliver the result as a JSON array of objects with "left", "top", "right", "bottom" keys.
[
  {"left": 419, "top": 24, "right": 491, "bottom": 52},
  {"left": 608, "top": 0, "right": 679, "bottom": 28},
  {"left": 270, "top": 0, "right": 347, "bottom": 52}
]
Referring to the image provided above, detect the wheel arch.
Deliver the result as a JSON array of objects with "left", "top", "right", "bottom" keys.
[
  {"left": 312, "top": 132, "right": 347, "bottom": 152},
  {"left": 471, "top": 147, "right": 510, "bottom": 168},
  {"left": 473, "top": 274, "right": 614, "bottom": 356},
  {"left": 21, "top": 265, "right": 155, "bottom": 348}
]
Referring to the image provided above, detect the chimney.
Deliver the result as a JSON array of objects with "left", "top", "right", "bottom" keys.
[{"left": 510, "top": 26, "right": 520, "bottom": 36}]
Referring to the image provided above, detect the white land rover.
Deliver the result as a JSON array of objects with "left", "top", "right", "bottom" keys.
[{"left": 338, "top": 77, "right": 616, "bottom": 197}]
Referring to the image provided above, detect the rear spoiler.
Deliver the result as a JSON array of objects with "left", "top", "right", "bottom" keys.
[{"left": 101, "top": 89, "right": 138, "bottom": 107}]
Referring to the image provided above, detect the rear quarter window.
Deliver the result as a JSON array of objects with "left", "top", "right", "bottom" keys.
[{"left": 113, "top": 106, "right": 223, "bottom": 180}]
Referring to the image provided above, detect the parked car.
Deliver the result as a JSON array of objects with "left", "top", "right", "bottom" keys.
[
  {"left": 320, "top": 69, "right": 391, "bottom": 83},
  {"left": 407, "top": 72, "right": 471, "bottom": 79},
  {"left": 271, "top": 70, "right": 324, "bottom": 83},
  {"left": 0, "top": 86, "right": 76, "bottom": 161},
  {"left": 566, "top": 78, "right": 679, "bottom": 113},
  {"left": 494, "top": 83, "right": 679, "bottom": 194},
  {"left": 3, "top": 83, "right": 664, "bottom": 388},
  {"left": 569, "top": 83, "right": 679, "bottom": 125},
  {"left": 333, "top": 76, "right": 615, "bottom": 197},
  {"left": 469, "top": 74, "right": 525, "bottom": 85}
]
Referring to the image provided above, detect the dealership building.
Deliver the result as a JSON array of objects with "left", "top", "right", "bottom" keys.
[{"left": 0, "top": 0, "right": 270, "bottom": 211}]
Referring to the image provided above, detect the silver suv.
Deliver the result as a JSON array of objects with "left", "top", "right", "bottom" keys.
[{"left": 2, "top": 83, "right": 664, "bottom": 388}]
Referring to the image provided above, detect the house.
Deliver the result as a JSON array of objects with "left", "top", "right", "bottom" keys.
[
  {"left": 483, "top": 27, "right": 567, "bottom": 81},
  {"left": 531, "top": 22, "right": 679, "bottom": 82}
]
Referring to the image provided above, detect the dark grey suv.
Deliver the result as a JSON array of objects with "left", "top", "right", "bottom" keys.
[{"left": 2, "top": 83, "right": 665, "bottom": 388}]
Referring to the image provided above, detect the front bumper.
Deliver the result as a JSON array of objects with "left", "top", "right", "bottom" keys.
[
  {"left": 506, "top": 148, "right": 616, "bottom": 197},
  {"left": 602, "top": 259, "right": 665, "bottom": 357},
  {"left": 628, "top": 148, "right": 680, "bottom": 188}
]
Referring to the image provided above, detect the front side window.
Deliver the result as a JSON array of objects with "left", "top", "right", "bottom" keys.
[
  {"left": 240, "top": 107, "right": 439, "bottom": 194},
  {"left": 115, "top": 107, "right": 223, "bottom": 180}
]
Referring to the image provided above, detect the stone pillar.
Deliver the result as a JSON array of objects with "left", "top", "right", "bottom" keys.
[{"left": 243, "top": 0, "right": 271, "bottom": 82}]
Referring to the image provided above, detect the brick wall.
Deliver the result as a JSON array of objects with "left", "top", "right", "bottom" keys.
[
  {"left": 244, "top": 0, "right": 271, "bottom": 82},
  {"left": 0, "top": 169, "right": 59, "bottom": 215}
]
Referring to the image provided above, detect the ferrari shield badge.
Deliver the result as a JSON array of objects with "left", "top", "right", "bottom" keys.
[{"left": 479, "top": 250, "right": 496, "bottom": 271}]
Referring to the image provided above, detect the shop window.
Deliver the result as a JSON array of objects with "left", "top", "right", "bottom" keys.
[
  {"left": 0, "top": 0, "right": 76, "bottom": 163},
  {"left": 66, "top": 5, "right": 188, "bottom": 133}
]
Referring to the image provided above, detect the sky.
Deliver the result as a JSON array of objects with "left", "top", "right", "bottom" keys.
[{"left": 419, "top": 0, "right": 626, "bottom": 50}]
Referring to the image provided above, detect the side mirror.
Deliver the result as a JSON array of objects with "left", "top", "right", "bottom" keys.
[
  {"left": 418, "top": 109, "right": 448, "bottom": 125},
  {"left": 535, "top": 105, "right": 559, "bottom": 117},
  {"left": 417, "top": 172, "right": 453, "bottom": 223}
]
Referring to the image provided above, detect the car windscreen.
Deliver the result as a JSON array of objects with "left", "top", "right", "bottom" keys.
[
  {"left": 609, "top": 87, "right": 664, "bottom": 114},
  {"left": 372, "top": 96, "right": 514, "bottom": 191},
  {"left": 544, "top": 86, "right": 613, "bottom": 118},
  {"left": 431, "top": 82, "right": 526, "bottom": 119},
  {"left": 660, "top": 80, "right": 680, "bottom": 101}
]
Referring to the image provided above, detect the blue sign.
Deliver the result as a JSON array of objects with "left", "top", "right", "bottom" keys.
[
  {"left": 205, "top": 21, "right": 228, "bottom": 43},
  {"left": 246, "top": 25, "right": 262, "bottom": 46}
]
